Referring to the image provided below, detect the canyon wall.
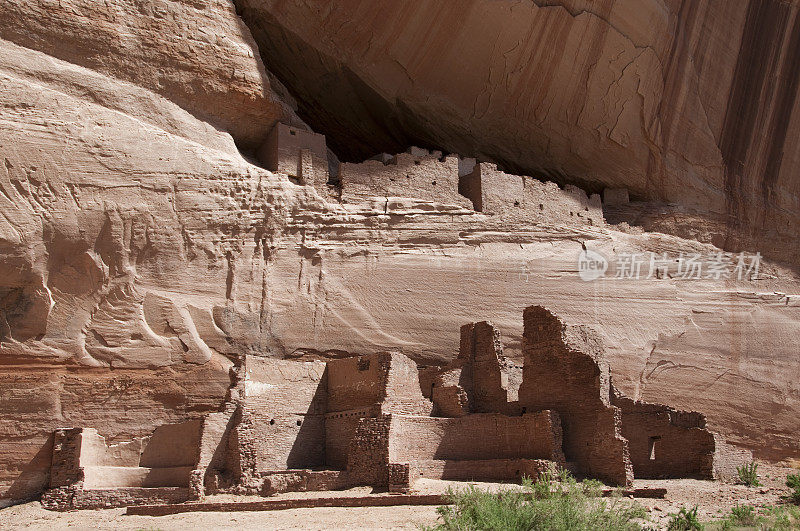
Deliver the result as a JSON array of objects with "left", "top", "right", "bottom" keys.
[
  {"left": 0, "top": 0, "right": 799, "bottom": 503},
  {"left": 235, "top": 0, "right": 800, "bottom": 265}
]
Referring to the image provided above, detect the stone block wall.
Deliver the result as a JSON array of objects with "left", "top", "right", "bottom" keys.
[
  {"left": 237, "top": 357, "right": 327, "bottom": 473},
  {"left": 459, "top": 163, "right": 603, "bottom": 226},
  {"left": 458, "top": 321, "right": 509, "bottom": 413},
  {"left": 387, "top": 411, "right": 564, "bottom": 464},
  {"left": 49, "top": 428, "right": 84, "bottom": 488},
  {"left": 613, "top": 392, "right": 717, "bottom": 479},
  {"left": 327, "top": 352, "right": 431, "bottom": 416},
  {"left": 345, "top": 415, "right": 392, "bottom": 487},
  {"left": 339, "top": 149, "right": 472, "bottom": 208},
  {"left": 256, "top": 122, "right": 329, "bottom": 186},
  {"left": 518, "top": 306, "right": 632, "bottom": 485},
  {"left": 325, "top": 406, "right": 380, "bottom": 470}
]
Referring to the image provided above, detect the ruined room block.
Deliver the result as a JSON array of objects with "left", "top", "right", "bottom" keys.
[
  {"left": 459, "top": 162, "right": 524, "bottom": 214},
  {"left": 518, "top": 305, "right": 633, "bottom": 486},
  {"left": 237, "top": 357, "right": 327, "bottom": 472},
  {"left": 338, "top": 148, "right": 472, "bottom": 208},
  {"left": 42, "top": 424, "right": 199, "bottom": 510},
  {"left": 612, "top": 391, "right": 748, "bottom": 480},
  {"left": 459, "top": 321, "right": 509, "bottom": 412},
  {"left": 326, "top": 351, "right": 431, "bottom": 416},
  {"left": 256, "top": 122, "right": 329, "bottom": 185}
]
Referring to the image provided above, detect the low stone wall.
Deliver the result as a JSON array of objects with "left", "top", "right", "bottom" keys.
[
  {"left": 388, "top": 412, "right": 564, "bottom": 464},
  {"left": 82, "top": 465, "right": 193, "bottom": 489},
  {"left": 41, "top": 486, "right": 191, "bottom": 511},
  {"left": 413, "top": 458, "right": 555, "bottom": 481}
]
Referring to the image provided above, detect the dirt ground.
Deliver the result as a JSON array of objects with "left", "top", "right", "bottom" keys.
[{"left": 1, "top": 463, "right": 797, "bottom": 530}]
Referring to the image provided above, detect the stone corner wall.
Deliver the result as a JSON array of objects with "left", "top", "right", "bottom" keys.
[{"left": 519, "top": 305, "right": 632, "bottom": 486}]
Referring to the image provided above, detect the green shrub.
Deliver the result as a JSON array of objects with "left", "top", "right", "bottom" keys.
[
  {"left": 787, "top": 473, "right": 800, "bottom": 504},
  {"left": 736, "top": 461, "right": 760, "bottom": 487},
  {"left": 723, "top": 504, "right": 757, "bottom": 528},
  {"left": 667, "top": 506, "right": 704, "bottom": 531},
  {"left": 427, "top": 469, "right": 646, "bottom": 530}
]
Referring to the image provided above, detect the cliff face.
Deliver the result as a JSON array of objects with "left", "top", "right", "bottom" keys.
[
  {"left": 0, "top": 0, "right": 799, "bottom": 503},
  {"left": 234, "top": 0, "right": 800, "bottom": 265}
]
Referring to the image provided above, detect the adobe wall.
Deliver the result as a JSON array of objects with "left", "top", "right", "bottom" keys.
[
  {"left": 459, "top": 163, "right": 603, "bottom": 226},
  {"left": 238, "top": 357, "right": 327, "bottom": 472},
  {"left": 518, "top": 306, "right": 632, "bottom": 486},
  {"left": 326, "top": 351, "right": 431, "bottom": 416},
  {"left": 387, "top": 411, "right": 564, "bottom": 464},
  {"left": 339, "top": 149, "right": 472, "bottom": 208},
  {"left": 458, "top": 321, "right": 508, "bottom": 413},
  {"left": 613, "top": 392, "right": 717, "bottom": 479},
  {"left": 256, "top": 122, "right": 329, "bottom": 186}
]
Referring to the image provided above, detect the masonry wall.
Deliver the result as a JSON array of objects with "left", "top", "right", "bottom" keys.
[
  {"left": 387, "top": 411, "right": 564, "bottom": 464},
  {"left": 327, "top": 352, "right": 431, "bottom": 416},
  {"left": 458, "top": 321, "right": 508, "bottom": 413},
  {"left": 256, "top": 122, "right": 328, "bottom": 186},
  {"left": 339, "top": 149, "right": 472, "bottom": 208},
  {"left": 239, "top": 357, "right": 327, "bottom": 472},
  {"left": 460, "top": 163, "right": 603, "bottom": 226},
  {"left": 345, "top": 415, "right": 392, "bottom": 487},
  {"left": 518, "top": 306, "right": 632, "bottom": 486},
  {"left": 325, "top": 406, "right": 379, "bottom": 469},
  {"left": 613, "top": 394, "right": 716, "bottom": 479}
]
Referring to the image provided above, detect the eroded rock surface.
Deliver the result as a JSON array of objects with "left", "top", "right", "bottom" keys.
[
  {"left": 234, "top": 0, "right": 800, "bottom": 265},
  {"left": 0, "top": 0, "right": 799, "bottom": 505}
]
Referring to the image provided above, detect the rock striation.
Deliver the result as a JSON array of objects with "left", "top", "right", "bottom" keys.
[
  {"left": 234, "top": 0, "right": 800, "bottom": 265},
  {"left": 0, "top": 0, "right": 799, "bottom": 507}
]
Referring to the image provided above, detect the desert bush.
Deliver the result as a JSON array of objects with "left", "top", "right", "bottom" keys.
[
  {"left": 667, "top": 506, "right": 704, "bottom": 531},
  {"left": 736, "top": 461, "right": 760, "bottom": 487},
  {"left": 428, "top": 469, "right": 646, "bottom": 530},
  {"left": 787, "top": 473, "right": 800, "bottom": 504}
]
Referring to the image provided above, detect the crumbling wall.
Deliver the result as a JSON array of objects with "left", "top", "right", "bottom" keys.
[
  {"left": 43, "top": 424, "right": 198, "bottom": 510},
  {"left": 344, "top": 415, "right": 392, "bottom": 487},
  {"left": 256, "top": 122, "right": 329, "bottom": 186},
  {"left": 239, "top": 357, "right": 327, "bottom": 471},
  {"left": 327, "top": 351, "right": 431, "bottom": 415},
  {"left": 387, "top": 411, "right": 564, "bottom": 464},
  {"left": 339, "top": 148, "right": 472, "bottom": 208},
  {"left": 518, "top": 306, "right": 632, "bottom": 486},
  {"left": 325, "top": 351, "right": 430, "bottom": 468},
  {"left": 459, "top": 163, "right": 603, "bottom": 226},
  {"left": 613, "top": 392, "right": 717, "bottom": 479},
  {"left": 430, "top": 321, "right": 510, "bottom": 416},
  {"left": 458, "top": 321, "right": 508, "bottom": 412}
]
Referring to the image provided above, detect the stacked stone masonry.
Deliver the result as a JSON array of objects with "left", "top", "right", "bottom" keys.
[
  {"left": 42, "top": 307, "right": 749, "bottom": 509},
  {"left": 259, "top": 122, "right": 606, "bottom": 226}
]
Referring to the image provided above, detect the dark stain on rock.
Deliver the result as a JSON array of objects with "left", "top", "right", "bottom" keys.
[{"left": 719, "top": 0, "right": 799, "bottom": 241}]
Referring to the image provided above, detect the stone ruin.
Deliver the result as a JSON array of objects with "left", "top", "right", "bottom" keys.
[
  {"left": 40, "top": 306, "right": 750, "bottom": 510},
  {"left": 255, "top": 122, "right": 607, "bottom": 227}
]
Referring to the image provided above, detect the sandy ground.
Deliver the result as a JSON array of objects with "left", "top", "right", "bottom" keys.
[{"left": 1, "top": 464, "right": 797, "bottom": 530}]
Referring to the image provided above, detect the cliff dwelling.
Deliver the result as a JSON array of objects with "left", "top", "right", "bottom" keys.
[{"left": 41, "top": 306, "right": 748, "bottom": 510}]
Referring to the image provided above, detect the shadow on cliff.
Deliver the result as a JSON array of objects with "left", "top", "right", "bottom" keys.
[{"left": 3, "top": 433, "right": 53, "bottom": 505}]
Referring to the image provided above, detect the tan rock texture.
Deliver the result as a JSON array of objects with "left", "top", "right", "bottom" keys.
[
  {"left": 1, "top": 0, "right": 799, "bottom": 506},
  {"left": 234, "top": 0, "right": 800, "bottom": 264}
]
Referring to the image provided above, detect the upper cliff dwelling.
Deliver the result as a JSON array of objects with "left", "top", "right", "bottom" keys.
[{"left": 1, "top": 0, "right": 800, "bottom": 527}]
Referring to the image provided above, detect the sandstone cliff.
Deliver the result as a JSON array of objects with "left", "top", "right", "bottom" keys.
[
  {"left": 0, "top": 0, "right": 799, "bottom": 504},
  {"left": 235, "top": 0, "right": 800, "bottom": 265}
]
